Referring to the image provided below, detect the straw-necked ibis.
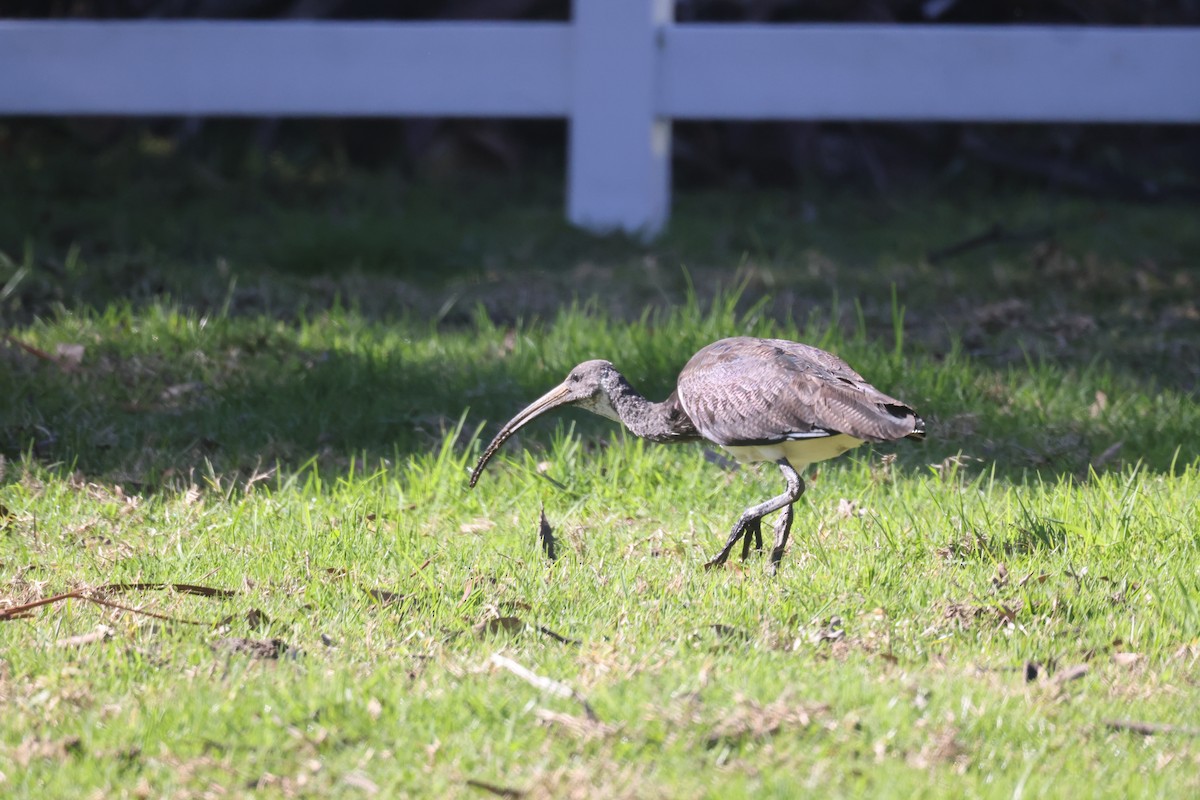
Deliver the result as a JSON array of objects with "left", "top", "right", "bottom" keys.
[{"left": 469, "top": 336, "right": 924, "bottom": 572}]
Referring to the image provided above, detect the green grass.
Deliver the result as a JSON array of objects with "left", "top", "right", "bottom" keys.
[{"left": 2, "top": 132, "right": 1200, "bottom": 797}]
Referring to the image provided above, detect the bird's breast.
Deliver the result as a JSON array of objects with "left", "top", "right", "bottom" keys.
[{"left": 722, "top": 434, "right": 865, "bottom": 470}]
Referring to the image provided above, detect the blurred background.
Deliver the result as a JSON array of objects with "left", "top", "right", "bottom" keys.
[{"left": 4, "top": 1, "right": 1199, "bottom": 208}]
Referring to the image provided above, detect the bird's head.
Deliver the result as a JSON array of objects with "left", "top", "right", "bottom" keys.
[{"left": 469, "top": 360, "right": 620, "bottom": 487}]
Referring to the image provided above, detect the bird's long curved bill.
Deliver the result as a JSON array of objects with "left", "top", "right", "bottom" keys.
[{"left": 468, "top": 383, "right": 571, "bottom": 487}]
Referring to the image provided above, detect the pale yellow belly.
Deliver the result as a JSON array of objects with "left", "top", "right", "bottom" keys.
[{"left": 723, "top": 435, "right": 865, "bottom": 470}]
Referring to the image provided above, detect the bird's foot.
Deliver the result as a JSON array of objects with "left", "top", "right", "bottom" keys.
[
  {"left": 739, "top": 518, "right": 764, "bottom": 561},
  {"left": 764, "top": 545, "right": 787, "bottom": 576},
  {"left": 703, "top": 553, "right": 729, "bottom": 570}
]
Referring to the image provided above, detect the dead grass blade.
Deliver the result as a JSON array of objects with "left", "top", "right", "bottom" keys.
[
  {"left": 1104, "top": 719, "right": 1200, "bottom": 737},
  {"left": 465, "top": 778, "right": 525, "bottom": 798},
  {"left": 473, "top": 617, "right": 580, "bottom": 645},
  {"left": 101, "top": 582, "right": 237, "bottom": 598},
  {"left": 926, "top": 222, "right": 1053, "bottom": 265},
  {"left": 488, "top": 653, "right": 599, "bottom": 722},
  {"left": 212, "top": 637, "right": 291, "bottom": 660},
  {"left": 56, "top": 627, "right": 114, "bottom": 648},
  {"left": 215, "top": 608, "right": 271, "bottom": 630},
  {"left": 3, "top": 334, "right": 64, "bottom": 366},
  {"left": 1091, "top": 440, "right": 1125, "bottom": 469},
  {"left": 709, "top": 623, "right": 752, "bottom": 643},
  {"left": 534, "top": 708, "right": 618, "bottom": 739},
  {"left": 81, "top": 594, "right": 216, "bottom": 626},
  {"left": 341, "top": 771, "right": 380, "bottom": 795},
  {"left": 1052, "top": 664, "right": 1089, "bottom": 685},
  {"left": 11, "top": 735, "right": 84, "bottom": 768},
  {"left": 360, "top": 558, "right": 432, "bottom": 606},
  {"left": 364, "top": 587, "right": 408, "bottom": 606},
  {"left": 705, "top": 698, "right": 829, "bottom": 748},
  {"left": 477, "top": 617, "right": 526, "bottom": 636},
  {"left": 535, "top": 625, "right": 581, "bottom": 645}
]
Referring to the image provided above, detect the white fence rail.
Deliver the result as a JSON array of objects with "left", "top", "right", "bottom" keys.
[{"left": 2, "top": 3, "right": 1199, "bottom": 236}]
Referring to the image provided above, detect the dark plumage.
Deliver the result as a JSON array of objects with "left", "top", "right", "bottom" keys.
[{"left": 469, "top": 336, "right": 924, "bottom": 572}]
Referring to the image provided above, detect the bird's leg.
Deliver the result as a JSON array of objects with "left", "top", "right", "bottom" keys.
[
  {"left": 740, "top": 517, "right": 764, "bottom": 561},
  {"left": 767, "top": 466, "right": 804, "bottom": 574},
  {"left": 766, "top": 505, "right": 794, "bottom": 574},
  {"left": 706, "top": 460, "right": 804, "bottom": 570}
]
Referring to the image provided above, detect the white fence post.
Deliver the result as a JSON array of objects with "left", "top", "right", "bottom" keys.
[{"left": 567, "top": 0, "right": 673, "bottom": 239}]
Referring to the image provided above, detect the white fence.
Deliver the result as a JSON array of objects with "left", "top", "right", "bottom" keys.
[{"left": 2, "top": 1, "right": 1199, "bottom": 236}]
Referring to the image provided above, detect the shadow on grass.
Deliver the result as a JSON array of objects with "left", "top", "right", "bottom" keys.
[
  {"left": 2, "top": 132, "right": 1197, "bottom": 489},
  {"left": 3, "top": 297, "right": 1196, "bottom": 494}
]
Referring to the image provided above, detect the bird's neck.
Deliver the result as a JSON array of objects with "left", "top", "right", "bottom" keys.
[{"left": 602, "top": 377, "right": 695, "bottom": 443}]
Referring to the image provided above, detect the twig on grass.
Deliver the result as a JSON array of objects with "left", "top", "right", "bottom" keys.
[
  {"left": 488, "top": 653, "right": 599, "bottom": 722},
  {"left": 1, "top": 582, "right": 235, "bottom": 623},
  {"left": 1, "top": 590, "right": 83, "bottom": 620}
]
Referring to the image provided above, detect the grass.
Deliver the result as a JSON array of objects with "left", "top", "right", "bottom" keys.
[{"left": 2, "top": 128, "right": 1200, "bottom": 797}]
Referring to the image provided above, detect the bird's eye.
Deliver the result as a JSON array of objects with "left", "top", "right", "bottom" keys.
[{"left": 568, "top": 372, "right": 580, "bottom": 383}]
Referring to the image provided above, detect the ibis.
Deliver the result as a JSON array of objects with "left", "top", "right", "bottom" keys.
[{"left": 469, "top": 336, "right": 924, "bottom": 572}]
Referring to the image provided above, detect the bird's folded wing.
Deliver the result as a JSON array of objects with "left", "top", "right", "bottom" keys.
[{"left": 677, "top": 338, "right": 917, "bottom": 446}]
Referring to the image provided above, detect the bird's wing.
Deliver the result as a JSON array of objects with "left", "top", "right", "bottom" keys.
[{"left": 676, "top": 337, "right": 921, "bottom": 447}]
